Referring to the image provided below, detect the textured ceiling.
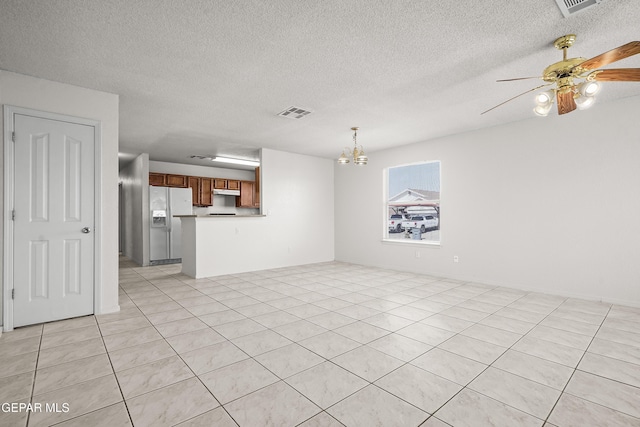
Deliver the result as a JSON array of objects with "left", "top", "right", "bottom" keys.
[{"left": 1, "top": 0, "right": 639, "bottom": 169}]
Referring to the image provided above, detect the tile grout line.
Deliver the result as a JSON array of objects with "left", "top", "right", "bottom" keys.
[{"left": 25, "top": 324, "right": 44, "bottom": 427}]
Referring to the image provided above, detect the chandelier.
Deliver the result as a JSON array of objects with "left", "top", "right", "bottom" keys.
[{"left": 337, "top": 127, "right": 368, "bottom": 165}]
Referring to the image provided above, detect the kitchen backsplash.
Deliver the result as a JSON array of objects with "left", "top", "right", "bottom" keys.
[{"left": 192, "top": 194, "right": 259, "bottom": 215}]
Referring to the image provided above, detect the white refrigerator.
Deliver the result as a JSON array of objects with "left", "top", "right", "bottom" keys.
[{"left": 150, "top": 186, "right": 193, "bottom": 265}]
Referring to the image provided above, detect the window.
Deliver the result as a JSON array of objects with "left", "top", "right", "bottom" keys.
[{"left": 385, "top": 161, "right": 440, "bottom": 244}]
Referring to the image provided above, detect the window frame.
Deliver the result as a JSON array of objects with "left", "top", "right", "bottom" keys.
[{"left": 382, "top": 160, "right": 441, "bottom": 246}]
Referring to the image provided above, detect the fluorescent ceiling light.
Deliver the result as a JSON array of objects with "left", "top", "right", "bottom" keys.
[{"left": 211, "top": 157, "right": 260, "bottom": 167}]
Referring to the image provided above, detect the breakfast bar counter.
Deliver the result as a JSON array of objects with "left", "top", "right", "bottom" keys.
[{"left": 176, "top": 215, "right": 267, "bottom": 278}]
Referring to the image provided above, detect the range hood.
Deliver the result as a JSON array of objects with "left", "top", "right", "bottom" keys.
[{"left": 213, "top": 189, "right": 241, "bottom": 196}]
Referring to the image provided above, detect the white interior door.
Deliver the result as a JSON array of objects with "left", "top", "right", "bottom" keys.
[{"left": 13, "top": 113, "right": 95, "bottom": 327}]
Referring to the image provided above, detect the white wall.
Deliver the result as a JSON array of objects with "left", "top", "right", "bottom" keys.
[
  {"left": 0, "top": 70, "right": 120, "bottom": 325},
  {"left": 149, "top": 160, "right": 258, "bottom": 215},
  {"left": 335, "top": 95, "right": 640, "bottom": 307},
  {"left": 182, "top": 148, "right": 335, "bottom": 277},
  {"left": 119, "top": 153, "right": 149, "bottom": 266}
]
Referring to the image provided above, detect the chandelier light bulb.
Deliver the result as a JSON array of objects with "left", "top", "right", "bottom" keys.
[{"left": 337, "top": 151, "right": 350, "bottom": 164}]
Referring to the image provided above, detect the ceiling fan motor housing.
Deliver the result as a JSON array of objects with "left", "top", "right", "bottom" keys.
[{"left": 542, "top": 57, "right": 588, "bottom": 83}]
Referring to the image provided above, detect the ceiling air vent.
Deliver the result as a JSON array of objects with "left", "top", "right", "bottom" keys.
[
  {"left": 555, "top": 0, "right": 605, "bottom": 17},
  {"left": 277, "top": 106, "right": 312, "bottom": 119}
]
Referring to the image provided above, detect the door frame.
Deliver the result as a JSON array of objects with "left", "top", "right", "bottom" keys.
[{"left": 3, "top": 105, "right": 103, "bottom": 331}]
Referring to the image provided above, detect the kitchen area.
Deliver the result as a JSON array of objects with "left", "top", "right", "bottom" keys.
[
  {"left": 118, "top": 153, "right": 263, "bottom": 268},
  {"left": 148, "top": 165, "right": 261, "bottom": 265},
  {"left": 119, "top": 148, "right": 334, "bottom": 279}
]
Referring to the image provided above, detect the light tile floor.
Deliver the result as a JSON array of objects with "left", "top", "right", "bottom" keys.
[{"left": 1, "top": 257, "right": 640, "bottom": 426}]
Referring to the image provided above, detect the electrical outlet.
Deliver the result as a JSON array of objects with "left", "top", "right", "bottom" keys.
[
  {"left": 453, "top": 255, "right": 459, "bottom": 263},
  {"left": 415, "top": 251, "right": 421, "bottom": 258}
]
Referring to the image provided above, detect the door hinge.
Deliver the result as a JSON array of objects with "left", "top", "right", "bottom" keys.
[
  {"left": 12, "top": 131, "right": 15, "bottom": 142},
  {"left": 11, "top": 289, "right": 15, "bottom": 299},
  {"left": 12, "top": 210, "right": 15, "bottom": 221}
]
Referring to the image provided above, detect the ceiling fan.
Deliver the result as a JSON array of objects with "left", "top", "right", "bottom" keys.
[{"left": 482, "top": 35, "right": 640, "bottom": 116}]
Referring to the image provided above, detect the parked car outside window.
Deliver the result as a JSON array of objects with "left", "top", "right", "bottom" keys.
[
  {"left": 402, "top": 215, "right": 438, "bottom": 233},
  {"left": 388, "top": 214, "right": 408, "bottom": 233}
]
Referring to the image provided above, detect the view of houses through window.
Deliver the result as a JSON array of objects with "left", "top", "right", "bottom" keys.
[{"left": 386, "top": 161, "right": 440, "bottom": 244}]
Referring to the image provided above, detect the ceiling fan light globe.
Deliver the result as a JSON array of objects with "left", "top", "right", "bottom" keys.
[
  {"left": 575, "top": 95, "right": 596, "bottom": 110},
  {"left": 581, "top": 81, "right": 601, "bottom": 96},
  {"left": 533, "top": 104, "right": 552, "bottom": 116},
  {"left": 535, "top": 89, "right": 555, "bottom": 106},
  {"left": 535, "top": 93, "right": 550, "bottom": 105}
]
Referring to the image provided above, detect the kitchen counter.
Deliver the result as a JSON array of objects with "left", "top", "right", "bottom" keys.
[
  {"left": 174, "top": 214, "right": 266, "bottom": 218},
  {"left": 177, "top": 215, "right": 267, "bottom": 278}
]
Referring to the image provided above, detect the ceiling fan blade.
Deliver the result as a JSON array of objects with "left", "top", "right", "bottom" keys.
[
  {"left": 592, "top": 68, "right": 640, "bottom": 82},
  {"left": 481, "top": 83, "right": 553, "bottom": 115},
  {"left": 496, "top": 77, "right": 542, "bottom": 82},
  {"left": 578, "top": 41, "right": 640, "bottom": 71},
  {"left": 557, "top": 91, "right": 577, "bottom": 115}
]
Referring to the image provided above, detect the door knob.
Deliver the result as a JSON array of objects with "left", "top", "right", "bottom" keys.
[{"left": 82, "top": 227, "right": 91, "bottom": 234}]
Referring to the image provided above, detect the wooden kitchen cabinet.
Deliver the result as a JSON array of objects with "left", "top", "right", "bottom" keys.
[
  {"left": 149, "top": 173, "right": 187, "bottom": 188},
  {"left": 200, "top": 178, "right": 213, "bottom": 206},
  {"left": 149, "top": 173, "right": 166, "bottom": 186},
  {"left": 214, "top": 178, "right": 240, "bottom": 190},
  {"left": 188, "top": 176, "right": 200, "bottom": 205},
  {"left": 236, "top": 181, "right": 255, "bottom": 208},
  {"left": 213, "top": 178, "right": 227, "bottom": 189},
  {"left": 166, "top": 174, "right": 188, "bottom": 188},
  {"left": 254, "top": 167, "right": 260, "bottom": 208},
  {"left": 153, "top": 172, "right": 245, "bottom": 207},
  {"left": 188, "top": 177, "right": 213, "bottom": 207},
  {"left": 227, "top": 179, "right": 240, "bottom": 190}
]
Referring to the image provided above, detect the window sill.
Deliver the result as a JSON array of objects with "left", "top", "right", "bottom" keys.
[{"left": 381, "top": 238, "right": 441, "bottom": 247}]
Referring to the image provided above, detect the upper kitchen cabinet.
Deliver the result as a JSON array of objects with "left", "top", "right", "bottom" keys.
[
  {"left": 200, "top": 177, "right": 213, "bottom": 206},
  {"left": 254, "top": 167, "right": 260, "bottom": 208},
  {"left": 149, "top": 165, "right": 256, "bottom": 208},
  {"left": 236, "top": 179, "right": 260, "bottom": 208},
  {"left": 188, "top": 176, "right": 213, "bottom": 207},
  {"left": 236, "top": 181, "right": 255, "bottom": 208},
  {"left": 149, "top": 172, "right": 166, "bottom": 186},
  {"left": 166, "top": 174, "right": 188, "bottom": 188},
  {"left": 213, "top": 178, "right": 227, "bottom": 189},
  {"left": 214, "top": 178, "right": 240, "bottom": 190},
  {"left": 187, "top": 176, "right": 200, "bottom": 205},
  {"left": 149, "top": 172, "right": 188, "bottom": 188}
]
